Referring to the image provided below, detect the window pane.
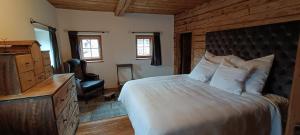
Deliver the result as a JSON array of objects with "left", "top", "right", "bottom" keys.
[
  {"left": 136, "top": 36, "right": 153, "bottom": 57},
  {"left": 144, "top": 47, "right": 150, "bottom": 56},
  {"left": 91, "top": 39, "right": 99, "bottom": 48},
  {"left": 82, "top": 39, "right": 91, "bottom": 48},
  {"left": 91, "top": 49, "right": 100, "bottom": 58},
  {"left": 138, "top": 47, "right": 144, "bottom": 55},
  {"left": 83, "top": 49, "right": 91, "bottom": 58},
  {"left": 144, "top": 39, "right": 150, "bottom": 45},
  {"left": 137, "top": 39, "right": 143, "bottom": 45}
]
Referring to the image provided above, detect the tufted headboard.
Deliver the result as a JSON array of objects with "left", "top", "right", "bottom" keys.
[{"left": 206, "top": 21, "right": 300, "bottom": 98}]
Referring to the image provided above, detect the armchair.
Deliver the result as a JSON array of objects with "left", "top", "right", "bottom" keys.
[{"left": 64, "top": 59, "right": 104, "bottom": 103}]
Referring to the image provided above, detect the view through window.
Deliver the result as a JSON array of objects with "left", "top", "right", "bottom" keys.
[
  {"left": 136, "top": 35, "right": 153, "bottom": 59},
  {"left": 79, "top": 35, "right": 103, "bottom": 62}
]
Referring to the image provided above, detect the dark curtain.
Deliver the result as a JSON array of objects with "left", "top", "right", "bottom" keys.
[
  {"left": 68, "top": 31, "right": 80, "bottom": 59},
  {"left": 151, "top": 32, "right": 162, "bottom": 66},
  {"left": 48, "top": 27, "right": 63, "bottom": 73}
]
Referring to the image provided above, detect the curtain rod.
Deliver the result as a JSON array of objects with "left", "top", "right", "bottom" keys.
[
  {"left": 30, "top": 18, "right": 55, "bottom": 29},
  {"left": 63, "top": 29, "right": 109, "bottom": 33}
]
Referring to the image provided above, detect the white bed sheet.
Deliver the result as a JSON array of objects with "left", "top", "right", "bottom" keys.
[{"left": 118, "top": 75, "right": 282, "bottom": 135}]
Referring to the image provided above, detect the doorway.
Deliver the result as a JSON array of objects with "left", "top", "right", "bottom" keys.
[{"left": 179, "top": 32, "right": 192, "bottom": 74}]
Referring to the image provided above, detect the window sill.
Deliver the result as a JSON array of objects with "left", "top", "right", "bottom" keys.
[
  {"left": 86, "top": 60, "right": 104, "bottom": 63},
  {"left": 136, "top": 58, "right": 151, "bottom": 60}
]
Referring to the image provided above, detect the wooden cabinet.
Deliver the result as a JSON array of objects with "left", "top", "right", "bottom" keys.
[
  {"left": 286, "top": 37, "right": 300, "bottom": 135},
  {"left": 19, "top": 71, "right": 36, "bottom": 92},
  {"left": 0, "top": 41, "right": 53, "bottom": 95},
  {"left": 15, "top": 54, "right": 34, "bottom": 73},
  {"left": 0, "top": 74, "right": 79, "bottom": 135},
  {"left": 42, "top": 51, "right": 53, "bottom": 78}
]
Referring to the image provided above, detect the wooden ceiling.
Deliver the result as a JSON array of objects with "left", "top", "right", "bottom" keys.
[{"left": 48, "top": 0, "right": 207, "bottom": 16}]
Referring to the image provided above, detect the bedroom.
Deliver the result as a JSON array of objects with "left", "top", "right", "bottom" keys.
[{"left": 0, "top": 0, "right": 299, "bottom": 135}]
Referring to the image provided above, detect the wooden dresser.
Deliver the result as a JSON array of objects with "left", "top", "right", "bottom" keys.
[
  {"left": 0, "top": 40, "right": 52, "bottom": 94},
  {"left": 0, "top": 74, "right": 79, "bottom": 135}
]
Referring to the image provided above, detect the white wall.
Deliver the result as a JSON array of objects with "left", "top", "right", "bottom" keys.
[
  {"left": 56, "top": 9, "right": 174, "bottom": 88},
  {"left": 0, "top": 0, "right": 57, "bottom": 40}
]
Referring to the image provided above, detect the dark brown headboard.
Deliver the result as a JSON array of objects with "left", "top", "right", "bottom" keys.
[{"left": 206, "top": 21, "right": 300, "bottom": 98}]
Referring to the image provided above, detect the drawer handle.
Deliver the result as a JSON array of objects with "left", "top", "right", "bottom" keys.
[
  {"left": 25, "top": 62, "right": 30, "bottom": 65},
  {"left": 28, "top": 80, "right": 32, "bottom": 82},
  {"left": 63, "top": 119, "right": 67, "bottom": 122},
  {"left": 60, "top": 99, "right": 65, "bottom": 102}
]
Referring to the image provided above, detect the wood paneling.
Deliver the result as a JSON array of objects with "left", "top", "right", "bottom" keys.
[
  {"left": 174, "top": 0, "right": 300, "bottom": 74},
  {"left": 48, "top": 0, "right": 119, "bottom": 12},
  {"left": 76, "top": 116, "right": 134, "bottom": 135},
  {"left": 115, "top": 0, "right": 132, "bottom": 16},
  {"left": 48, "top": 0, "right": 206, "bottom": 15}
]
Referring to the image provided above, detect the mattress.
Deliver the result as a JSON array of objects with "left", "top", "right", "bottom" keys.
[{"left": 118, "top": 75, "right": 281, "bottom": 135}]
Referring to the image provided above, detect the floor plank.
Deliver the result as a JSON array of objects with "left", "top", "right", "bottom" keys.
[{"left": 76, "top": 116, "right": 134, "bottom": 135}]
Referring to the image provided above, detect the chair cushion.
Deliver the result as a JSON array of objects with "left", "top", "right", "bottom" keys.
[{"left": 81, "top": 80, "right": 104, "bottom": 93}]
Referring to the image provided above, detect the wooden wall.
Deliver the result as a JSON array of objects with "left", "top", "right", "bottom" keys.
[{"left": 174, "top": 0, "right": 300, "bottom": 74}]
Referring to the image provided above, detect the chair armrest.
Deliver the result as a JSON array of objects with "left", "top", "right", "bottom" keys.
[{"left": 84, "top": 73, "right": 99, "bottom": 80}]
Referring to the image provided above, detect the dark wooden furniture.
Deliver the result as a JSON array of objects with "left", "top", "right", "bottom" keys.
[
  {"left": 116, "top": 64, "right": 133, "bottom": 90},
  {"left": 0, "top": 41, "right": 52, "bottom": 95},
  {"left": 0, "top": 74, "right": 79, "bottom": 135},
  {"left": 65, "top": 59, "right": 104, "bottom": 102},
  {"left": 285, "top": 35, "right": 300, "bottom": 135}
]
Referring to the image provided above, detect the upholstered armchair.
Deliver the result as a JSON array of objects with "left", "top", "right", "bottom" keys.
[{"left": 64, "top": 59, "right": 104, "bottom": 102}]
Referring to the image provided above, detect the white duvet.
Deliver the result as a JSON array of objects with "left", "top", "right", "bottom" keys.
[{"left": 118, "top": 75, "right": 282, "bottom": 135}]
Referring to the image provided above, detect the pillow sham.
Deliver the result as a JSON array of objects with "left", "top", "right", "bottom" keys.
[
  {"left": 205, "top": 51, "right": 231, "bottom": 64},
  {"left": 209, "top": 59, "right": 251, "bottom": 95},
  {"left": 228, "top": 55, "right": 275, "bottom": 95},
  {"left": 189, "top": 57, "right": 219, "bottom": 82}
]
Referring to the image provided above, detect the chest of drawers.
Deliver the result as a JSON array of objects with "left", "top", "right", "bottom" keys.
[
  {"left": 0, "top": 74, "right": 79, "bottom": 135},
  {"left": 0, "top": 40, "right": 52, "bottom": 95}
]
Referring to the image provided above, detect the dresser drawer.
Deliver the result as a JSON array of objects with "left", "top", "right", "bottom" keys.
[
  {"left": 35, "top": 73, "right": 45, "bottom": 83},
  {"left": 19, "top": 71, "right": 36, "bottom": 91},
  {"left": 15, "top": 54, "right": 34, "bottom": 73},
  {"left": 42, "top": 52, "right": 51, "bottom": 66},
  {"left": 56, "top": 91, "right": 79, "bottom": 135},
  {"left": 53, "top": 78, "right": 76, "bottom": 117},
  {"left": 65, "top": 105, "right": 79, "bottom": 135},
  {"left": 44, "top": 66, "right": 53, "bottom": 78}
]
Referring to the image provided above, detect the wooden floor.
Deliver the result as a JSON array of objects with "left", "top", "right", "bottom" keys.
[{"left": 76, "top": 116, "right": 134, "bottom": 135}]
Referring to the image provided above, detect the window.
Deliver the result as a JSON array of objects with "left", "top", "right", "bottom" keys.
[
  {"left": 34, "top": 28, "right": 55, "bottom": 67},
  {"left": 136, "top": 35, "right": 153, "bottom": 59},
  {"left": 79, "top": 35, "right": 103, "bottom": 62}
]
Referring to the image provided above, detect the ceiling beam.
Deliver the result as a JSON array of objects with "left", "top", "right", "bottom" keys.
[{"left": 115, "top": 0, "right": 132, "bottom": 16}]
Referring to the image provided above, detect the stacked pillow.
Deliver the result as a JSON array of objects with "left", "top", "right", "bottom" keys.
[
  {"left": 209, "top": 59, "right": 252, "bottom": 95},
  {"left": 188, "top": 51, "right": 274, "bottom": 95},
  {"left": 189, "top": 51, "right": 230, "bottom": 82}
]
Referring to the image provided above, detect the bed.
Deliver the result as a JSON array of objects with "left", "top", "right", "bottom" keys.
[{"left": 118, "top": 21, "right": 300, "bottom": 135}]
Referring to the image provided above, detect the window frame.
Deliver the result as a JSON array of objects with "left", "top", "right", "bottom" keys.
[
  {"left": 78, "top": 35, "right": 103, "bottom": 62},
  {"left": 135, "top": 35, "right": 154, "bottom": 59}
]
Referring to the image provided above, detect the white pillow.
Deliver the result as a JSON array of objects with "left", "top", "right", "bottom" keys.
[
  {"left": 228, "top": 55, "right": 274, "bottom": 95},
  {"left": 205, "top": 51, "right": 231, "bottom": 64},
  {"left": 209, "top": 59, "right": 251, "bottom": 95},
  {"left": 189, "top": 57, "right": 219, "bottom": 82}
]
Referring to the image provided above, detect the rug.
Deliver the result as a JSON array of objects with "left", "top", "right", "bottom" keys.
[{"left": 79, "top": 98, "right": 127, "bottom": 123}]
